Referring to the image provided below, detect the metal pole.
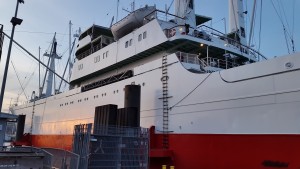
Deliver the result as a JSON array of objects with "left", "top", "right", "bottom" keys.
[
  {"left": 206, "top": 45, "right": 209, "bottom": 64},
  {"left": 248, "top": 0, "right": 257, "bottom": 46},
  {"left": 38, "top": 46, "right": 41, "bottom": 97},
  {"left": 0, "top": 0, "right": 23, "bottom": 112},
  {"left": 68, "top": 20, "right": 72, "bottom": 82},
  {"left": 59, "top": 38, "right": 75, "bottom": 91},
  {"left": 223, "top": 17, "right": 227, "bottom": 35},
  {"left": 0, "top": 24, "right": 4, "bottom": 61}
]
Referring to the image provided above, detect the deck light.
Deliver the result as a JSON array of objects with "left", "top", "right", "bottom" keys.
[{"left": 200, "top": 43, "right": 204, "bottom": 47}]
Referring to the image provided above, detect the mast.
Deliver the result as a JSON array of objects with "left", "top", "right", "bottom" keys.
[
  {"left": 43, "top": 35, "right": 61, "bottom": 97},
  {"left": 38, "top": 46, "right": 41, "bottom": 97},
  {"left": 174, "top": 0, "right": 196, "bottom": 28},
  {"left": 229, "top": 0, "right": 247, "bottom": 46}
]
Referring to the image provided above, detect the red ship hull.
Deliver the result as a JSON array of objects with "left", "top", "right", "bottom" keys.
[{"left": 22, "top": 129, "right": 300, "bottom": 169}]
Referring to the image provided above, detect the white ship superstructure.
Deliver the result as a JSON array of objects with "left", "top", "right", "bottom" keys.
[{"left": 11, "top": 0, "right": 300, "bottom": 168}]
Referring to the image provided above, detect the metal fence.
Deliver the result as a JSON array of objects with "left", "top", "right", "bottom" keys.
[
  {"left": 42, "top": 148, "right": 79, "bottom": 169},
  {"left": 0, "top": 146, "right": 53, "bottom": 169},
  {"left": 73, "top": 124, "right": 149, "bottom": 169},
  {"left": 73, "top": 123, "right": 92, "bottom": 169}
]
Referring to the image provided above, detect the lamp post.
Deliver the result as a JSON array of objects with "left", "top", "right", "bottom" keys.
[{"left": 0, "top": 0, "right": 24, "bottom": 112}]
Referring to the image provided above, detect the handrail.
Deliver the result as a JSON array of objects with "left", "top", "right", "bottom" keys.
[
  {"left": 144, "top": 9, "right": 184, "bottom": 22},
  {"left": 197, "top": 25, "right": 226, "bottom": 37},
  {"left": 175, "top": 51, "right": 239, "bottom": 70},
  {"left": 165, "top": 24, "right": 267, "bottom": 61},
  {"left": 197, "top": 25, "right": 267, "bottom": 60}
]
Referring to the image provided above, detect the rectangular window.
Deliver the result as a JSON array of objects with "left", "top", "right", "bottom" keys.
[
  {"left": 125, "top": 41, "right": 129, "bottom": 48},
  {"left": 106, "top": 51, "right": 109, "bottom": 58},
  {"left": 103, "top": 52, "right": 105, "bottom": 59},
  {"left": 143, "top": 31, "right": 147, "bottom": 39},
  {"left": 78, "top": 64, "right": 83, "bottom": 70},
  {"left": 138, "top": 34, "right": 142, "bottom": 41},
  {"left": 129, "top": 39, "right": 133, "bottom": 46},
  {"left": 94, "top": 55, "right": 100, "bottom": 63}
]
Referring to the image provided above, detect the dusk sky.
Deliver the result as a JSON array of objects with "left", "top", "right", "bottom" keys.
[{"left": 0, "top": 0, "right": 299, "bottom": 112}]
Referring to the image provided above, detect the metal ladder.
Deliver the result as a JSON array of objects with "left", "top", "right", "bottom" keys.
[{"left": 161, "top": 55, "right": 169, "bottom": 149}]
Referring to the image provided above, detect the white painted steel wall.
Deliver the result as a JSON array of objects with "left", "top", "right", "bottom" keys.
[
  {"left": 14, "top": 52, "right": 300, "bottom": 135},
  {"left": 71, "top": 19, "right": 168, "bottom": 83}
]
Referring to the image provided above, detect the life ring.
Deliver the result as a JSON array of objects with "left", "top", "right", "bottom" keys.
[{"left": 169, "top": 29, "right": 176, "bottom": 37}]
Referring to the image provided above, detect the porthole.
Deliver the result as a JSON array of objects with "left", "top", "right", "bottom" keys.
[{"left": 285, "top": 62, "right": 293, "bottom": 69}]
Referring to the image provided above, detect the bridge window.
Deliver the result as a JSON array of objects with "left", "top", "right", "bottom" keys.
[
  {"left": 143, "top": 31, "right": 147, "bottom": 39},
  {"left": 125, "top": 41, "right": 129, "bottom": 48},
  {"left": 138, "top": 34, "right": 142, "bottom": 41},
  {"left": 129, "top": 39, "right": 133, "bottom": 46}
]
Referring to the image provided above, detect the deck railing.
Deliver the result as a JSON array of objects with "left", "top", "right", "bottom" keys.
[{"left": 176, "top": 51, "right": 239, "bottom": 71}]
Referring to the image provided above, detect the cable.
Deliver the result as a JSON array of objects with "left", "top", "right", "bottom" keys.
[
  {"left": 3, "top": 30, "right": 67, "bottom": 36},
  {"left": 11, "top": 61, "right": 29, "bottom": 101},
  {"left": 258, "top": 0, "right": 263, "bottom": 52},
  {"left": 270, "top": 0, "right": 293, "bottom": 53},
  {"left": 277, "top": 0, "right": 292, "bottom": 35},
  {"left": 170, "top": 73, "right": 212, "bottom": 109}
]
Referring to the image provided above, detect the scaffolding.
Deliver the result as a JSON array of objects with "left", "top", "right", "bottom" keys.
[{"left": 73, "top": 124, "right": 149, "bottom": 169}]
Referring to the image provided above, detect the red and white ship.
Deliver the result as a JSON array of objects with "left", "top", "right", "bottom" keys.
[{"left": 11, "top": 0, "right": 300, "bottom": 168}]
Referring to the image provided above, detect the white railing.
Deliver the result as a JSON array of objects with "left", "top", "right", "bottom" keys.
[
  {"left": 200, "top": 57, "right": 239, "bottom": 69},
  {"left": 176, "top": 51, "right": 239, "bottom": 71}
]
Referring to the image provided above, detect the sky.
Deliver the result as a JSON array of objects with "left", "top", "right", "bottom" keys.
[{"left": 0, "top": 0, "right": 299, "bottom": 112}]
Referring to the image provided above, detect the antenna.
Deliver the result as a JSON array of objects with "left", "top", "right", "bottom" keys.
[
  {"left": 116, "top": 0, "right": 119, "bottom": 23},
  {"left": 122, "top": 8, "right": 131, "bottom": 13},
  {"left": 131, "top": 0, "right": 135, "bottom": 12},
  {"left": 110, "top": 16, "right": 115, "bottom": 28},
  {"left": 166, "top": 0, "right": 174, "bottom": 14}
]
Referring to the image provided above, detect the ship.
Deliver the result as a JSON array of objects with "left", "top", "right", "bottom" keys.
[{"left": 10, "top": 0, "right": 300, "bottom": 168}]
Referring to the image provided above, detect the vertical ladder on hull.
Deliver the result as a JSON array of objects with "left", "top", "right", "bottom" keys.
[{"left": 161, "top": 55, "right": 169, "bottom": 149}]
